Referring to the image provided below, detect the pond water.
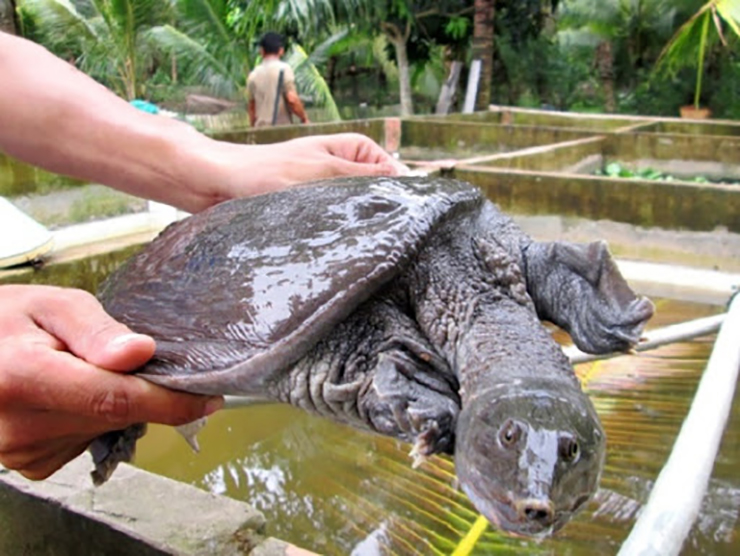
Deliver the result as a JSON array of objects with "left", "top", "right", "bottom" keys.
[
  {"left": 0, "top": 153, "right": 83, "bottom": 197},
  {"left": 3, "top": 250, "right": 736, "bottom": 555}
]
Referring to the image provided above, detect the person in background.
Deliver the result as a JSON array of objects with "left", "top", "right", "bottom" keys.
[
  {"left": 0, "top": 31, "right": 406, "bottom": 481},
  {"left": 247, "top": 32, "right": 309, "bottom": 127}
]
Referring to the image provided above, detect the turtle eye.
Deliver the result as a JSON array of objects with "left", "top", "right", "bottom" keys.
[
  {"left": 560, "top": 435, "right": 580, "bottom": 463},
  {"left": 498, "top": 419, "right": 521, "bottom": 448}
]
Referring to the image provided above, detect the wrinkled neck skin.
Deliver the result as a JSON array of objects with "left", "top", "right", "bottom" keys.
[{"left": 453, "top": 301, "right": 579, "bottom": 403}]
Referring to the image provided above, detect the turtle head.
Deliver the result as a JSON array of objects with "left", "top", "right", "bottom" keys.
[{"left": 454, "top": 379, "right": 605, "bottom": 538}]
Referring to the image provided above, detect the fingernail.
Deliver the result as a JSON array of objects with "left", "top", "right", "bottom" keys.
[
  {"left": 204, "top": 396, "right": 224, "bottom": 416},
  {"left": 110, "top": 333, "right": 150, "bottom": 348}
]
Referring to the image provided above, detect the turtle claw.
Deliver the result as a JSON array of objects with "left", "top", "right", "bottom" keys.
[
  {"left": 409, "top": 419, "right": 453, "bottom": 467},
  {"left": 410, "top": 440, "right": 429, "bottom": 469}
]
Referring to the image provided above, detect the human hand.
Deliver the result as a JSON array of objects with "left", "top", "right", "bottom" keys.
[
  {"left": 0, "top": 285, "right": 223, "bottom": 480},
  {"left": 196, "top": 133, "right": 410, "bottom": 211}
]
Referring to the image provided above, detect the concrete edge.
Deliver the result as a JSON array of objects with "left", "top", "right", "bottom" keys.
[{"left": 0, "top": 453, "right": 317, "bottom": 556}]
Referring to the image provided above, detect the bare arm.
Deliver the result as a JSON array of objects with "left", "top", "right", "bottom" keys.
[
  {"left": 248, "top": 98, "right": 257, "bottom": 127},
  {"left": 0, "top": 32, "right": 224, "bottom": 212},
  {"left": 0, "top": 32, "right": 406, "bottom": 212},
  {"left": 285, "top": 90, "right": 309, "bottom": 124}
]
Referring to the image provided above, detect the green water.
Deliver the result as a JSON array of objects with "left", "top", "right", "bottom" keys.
[
  {"left": 3, "top": 249, "right": 736, "bottom": 555},
  {"left": 0, "top": 153, "right": 83, "bottom": 197}
]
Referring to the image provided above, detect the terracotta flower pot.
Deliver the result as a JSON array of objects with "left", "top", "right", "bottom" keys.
[{"left": 679, "top": 105, "right": 712, "bottom": 120}]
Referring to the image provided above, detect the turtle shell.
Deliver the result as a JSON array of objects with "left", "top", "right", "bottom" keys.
[{"left": 99, "top": 176, "right": 482, "bottom": 395}]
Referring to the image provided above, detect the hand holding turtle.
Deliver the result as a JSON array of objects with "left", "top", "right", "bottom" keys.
[
  {"left": 197, "top": 133, "right": 410, "bottom": 211},
  {"left": 0, "top": 285, "right": 223, "bottom": 480}
]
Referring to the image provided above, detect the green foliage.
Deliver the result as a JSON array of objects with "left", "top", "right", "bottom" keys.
[
  {"left": 285, "top": 41, "right": 341, "bottom": 120},
  {"left": 19, "top": 0, "right": 173, "bottom": 98},
  {"left": 493, "top": 32, "right": 595, "bottom": 111},
  {"left": 710, "top": 55, "right": 740, "bottom": 118},
  {"left": 656, "top": 0, "right": 740, "bottom": 108},
  {"left": 149, "top": 0, "right": 248, "bottom": 99},
  {"left": 596, "top": 161, "right": 739, "bottom": 185},
  {"left": 617, "top": 68, "right": 692, "bottom": 116},
  {"left": 445, "top": 15, "right": 469, "bottom": 41}
]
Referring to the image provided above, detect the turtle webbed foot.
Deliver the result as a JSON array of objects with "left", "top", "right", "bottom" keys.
[{"left": 525, "top": 241, "right": 654, "bottom": 354}]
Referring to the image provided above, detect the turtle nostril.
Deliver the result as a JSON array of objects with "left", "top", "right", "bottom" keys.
[
  {"left": 516, "top": 498, "right": 555, "bottom": 525},
  {"left": 524, "top": 507, "right": 551, "bottom": 522}
]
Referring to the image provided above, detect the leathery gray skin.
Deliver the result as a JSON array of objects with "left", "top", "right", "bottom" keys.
[{"left": 93, "top": 176, "right": 654, "bottom": 537}]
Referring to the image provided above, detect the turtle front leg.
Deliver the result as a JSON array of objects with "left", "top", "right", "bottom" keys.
[
  {"left": 523, "top": 241, "right": 654, "bottom": 354},
  {"left": 283, "top": 298, "right": 460, "bottom": 462},
  {"left": 359, "top": 348, "right": 460, "bottom": 463}
]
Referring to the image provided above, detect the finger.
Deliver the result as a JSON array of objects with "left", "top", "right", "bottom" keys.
[
  {"left": 13, "top": 441, "right": 90, "bottom": 481},
  {"left": 322, "top": 155, "right": 409, "bottom": 179},
  {"left": 4, "top": 343, "right": 222, "bottom": 427},
  {"left": 29, "top": 286, "right": 155, "bottom": 372},
  {"left": 0, "top": 433, "right": 88, "bottom": 473},
  {"left": 325, "top": 134, "right": 410, "bottom": 176}
]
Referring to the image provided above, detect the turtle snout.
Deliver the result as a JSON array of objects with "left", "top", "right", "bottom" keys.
[{"left": 515, "top": 498, "right": 555, "bottom": 527}]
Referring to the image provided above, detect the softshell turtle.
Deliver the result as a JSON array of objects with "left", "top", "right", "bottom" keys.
[{"left": 94, "top": 176, "right": 653, "bottom": 537}]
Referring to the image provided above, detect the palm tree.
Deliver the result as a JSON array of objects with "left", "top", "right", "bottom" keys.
[
  {"left": 0, "top": 0, "right": 19, "bottom": 34},
  {"left": 18, "top": 0, "right": 172, "bottom": 99}
]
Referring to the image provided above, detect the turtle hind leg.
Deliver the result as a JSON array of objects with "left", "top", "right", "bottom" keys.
[
  {"left": 88, "top": 423, "right": 147, "bottom": 485},
  {"left": 523, "top": 241, "right": 654, "bottom": 354}
]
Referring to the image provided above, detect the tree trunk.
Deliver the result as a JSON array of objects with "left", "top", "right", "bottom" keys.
[
  {"left": 595, "top": 41, "right": 616, "bottom": 113},
  {"left": 393, "top": 37, "right": 413, "bottom": 116},
  {"left": 384, "top": 22, "right": 413, "bottom": 117},
  {"left": 472, "top": 0, "right": 495, "bottom": 111},
  {"left": 0, "top": 0, "right": 19, "bottom": 35}
]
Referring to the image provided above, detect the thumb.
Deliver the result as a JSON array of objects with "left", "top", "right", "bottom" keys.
[{"left": 33, "top": 287, "right": 155, "bottom": 372}]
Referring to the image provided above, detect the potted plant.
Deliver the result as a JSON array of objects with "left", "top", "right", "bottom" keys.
[{"left": 656, "top": 0, "right": 740, "bottom": 119}]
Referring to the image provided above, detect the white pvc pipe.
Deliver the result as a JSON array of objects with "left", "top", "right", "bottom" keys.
[
  {"left": 223, "top": 395, "right": 273, "bottom": 410},
  {"left": 617, "top": 295, "right": 740, "bottom": 556},
  {"left": 565, "top": 313, "right": 726, "bottom": 364}
]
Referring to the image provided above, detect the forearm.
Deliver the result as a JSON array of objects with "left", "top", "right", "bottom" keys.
[
  {"left": 285, "top": 91, "right": 309, "bottom": 123},
  {"left": 248, "top": 99, "right": 257, "bottom": 127},
  {"left": 0, "top": 33, "right": 221, "bottom": 212}
]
